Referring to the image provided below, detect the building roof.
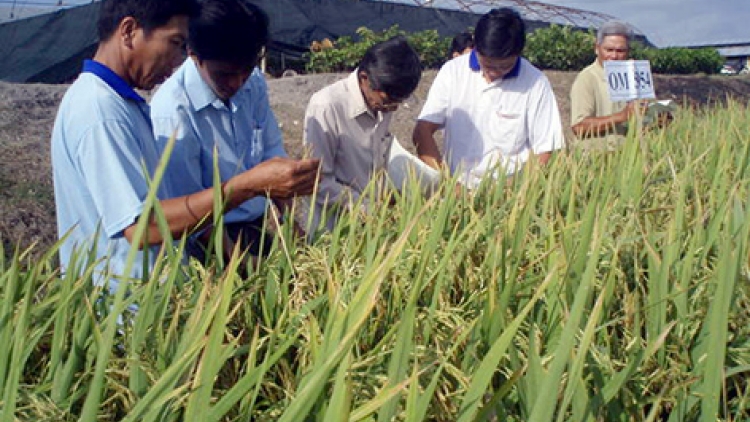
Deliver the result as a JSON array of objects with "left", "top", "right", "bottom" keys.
[
  {"left": 679, "top": 39, "right": 750, "bottom": 57},
  {"left": 0, "top": 0, "right": 647, "bottom": 83},
  {"left": 2, "top": 0, "right": 635, "bottom": 33},
  {"left": 374, "top": 0, "right": 632, "bottom": 30},
  {"left": 716, "top": 45, "right": 750, "bottom": 58}
]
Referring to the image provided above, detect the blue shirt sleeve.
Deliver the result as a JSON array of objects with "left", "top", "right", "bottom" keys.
[
  {"left": 152, "top": 105, "right": 205, "bottom": 198},
  {"left": 76, "top": 120, "right": 148, "bottom": 238}
]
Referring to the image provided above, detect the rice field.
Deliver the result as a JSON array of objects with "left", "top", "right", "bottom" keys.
[{"left": 1, "top": 101, "right": 750, "bottom": 421}]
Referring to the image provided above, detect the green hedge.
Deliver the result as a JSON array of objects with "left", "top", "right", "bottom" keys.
[
  {"left": 525, "top": 25, "right": 723, "bottom": 74},
  {"left": 631, "top": 45, "right": 724, "bottom": 74},
  {"left": 525, "top": 24, "right": 596, "bottom": 71},
  {"left": 305, "top": 24, "right": 723, "bottom": 75},
  {"left": 305, "top": 26, "right": 449, "bottom": 73}
]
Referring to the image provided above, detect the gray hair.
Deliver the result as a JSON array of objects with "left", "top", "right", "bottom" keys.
[{"left": 596, "top": 21, "right": 633, "bottom": 44}]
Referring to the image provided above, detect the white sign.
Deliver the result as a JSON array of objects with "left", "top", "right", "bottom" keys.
[{"left": 603, "top": 60, "right": 655, "bottom": 102}]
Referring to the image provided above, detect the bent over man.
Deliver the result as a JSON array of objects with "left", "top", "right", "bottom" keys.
[
  {"left": 151, "top": 0, "right": 307, "bottom": 262},
  {"left": 304, "top": 36, "right": 421, "bottom": 231},
  {"left": 52, "top": 0, "right": 318, "bottom": 288}
]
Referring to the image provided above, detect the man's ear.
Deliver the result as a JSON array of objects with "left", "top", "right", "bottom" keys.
[
  {"left": 119, "top": 16, "right": 139, "bottom": 49},
  {"left": 358, "top": 70, "right": 369, "bottom": 85},
  {"left": 187, "top": 47, "right": 200, "bottom": 63}
]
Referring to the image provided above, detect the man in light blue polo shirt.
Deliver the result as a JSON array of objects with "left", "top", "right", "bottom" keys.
[
  {"left": 151, "top": 0, "right": 295, "bottom": 262},
  {"left": 51, "top": 0, "right": 319, "bottom": 289}
]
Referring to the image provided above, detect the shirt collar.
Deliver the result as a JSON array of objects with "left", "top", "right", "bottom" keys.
[
  {"left": 592, "top": 60, "right": 606, "bottom": 79},
  {"left": 468, "top": 50, "right": 522, "bottom": 80},
  {"left": 82, "top": 59, "right": 146, "bottom": 103},
  {"left": 345, "top": 70, "right": 371, "bottom": 119},
  {"left": 184, "top": 58, "right": 228, "bottom": 111}
]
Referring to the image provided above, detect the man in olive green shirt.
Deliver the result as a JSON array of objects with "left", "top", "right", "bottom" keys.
[{"left": 570, "top": 21, "right": 642, "bottom": 142}]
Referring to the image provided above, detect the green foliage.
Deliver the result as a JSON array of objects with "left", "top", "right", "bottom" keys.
[
  {"left": 306, "top": 25, "right": 450, "bottom": 73},
  {"left": 307, "top": 24, "right": 723, "bottom": 75},
  {"left": 407, "top": 28, "right": 452, "bottom": 71},
  {"left": 525, "top": 24, "right": 596, "bottom": 71},
  {"left": 526, "top": 25, "right": 723, "bottom": 74},
  {"left": 633, "top": 45, "right": 724, "bottom": 74}
]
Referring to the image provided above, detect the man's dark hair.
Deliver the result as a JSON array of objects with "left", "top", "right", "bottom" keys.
[
  {"left": 97, "top": 0, "right": 199, "bottom": 41},
  {"left": 188, "top": 0, "right": 269, "bottom": 65},
  {"left": 358, "top": 36, "right": 422, "bottom": 101},
  {"left": 474, "top": 8, "right": 526, "bottom": 58},
  {"left": 449, "top": 31, "right": 474, "bottom": 57}
]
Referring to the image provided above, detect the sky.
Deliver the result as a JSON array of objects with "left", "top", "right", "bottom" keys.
[
  {"left": 533, "top": 0, "right": 750, "bottom": 47},
  {"left": 1, "top": 0, "right": 749, "bottom": 47}
]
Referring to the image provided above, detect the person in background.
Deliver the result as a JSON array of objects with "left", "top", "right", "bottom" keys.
[
  {"left": 413, "top": 8, "right": 564, "bottom": 189},
  {"left": 449, "top": 31, "right": 474, "bottom": 59},
  {"left": 303, "top": 36, "right": 421, "bottom": 231},
  {"left": 51, "top": 0, "right": 319, "bottom": 289},
  {"left": 151, "top": 0, "right": 317, "bottom": 264},
  {"left": 570, "top": 21, "right": 642, "bottom": 140}
]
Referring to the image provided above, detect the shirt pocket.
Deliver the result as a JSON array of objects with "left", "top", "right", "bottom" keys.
[
  {"left": 248, "top": 119, "right": 264, "bottom": 164},
  {"left": 490, "top": 109, "right": 525, "bottom": 153}
]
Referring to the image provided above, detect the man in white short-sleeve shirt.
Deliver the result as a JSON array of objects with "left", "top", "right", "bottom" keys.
[{"left": 413, "top": 8, "right": 564, "bottom": 188}]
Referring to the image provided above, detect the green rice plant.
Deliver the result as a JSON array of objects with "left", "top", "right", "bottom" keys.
[{"left": 2, "top": 100, "right": 750, "bottom": 420}]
